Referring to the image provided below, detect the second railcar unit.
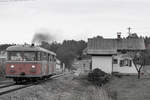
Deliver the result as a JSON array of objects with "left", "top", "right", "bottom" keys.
[{"left": 5, "top": 44, "right": 56, "bottom": 83}]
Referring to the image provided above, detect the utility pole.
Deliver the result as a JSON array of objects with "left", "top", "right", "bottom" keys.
[{"left": 127, "top": 27, "right": 132, "bottom": 35}]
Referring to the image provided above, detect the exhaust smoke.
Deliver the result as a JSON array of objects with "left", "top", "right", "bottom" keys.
[{"left": 32, "top": 28, "right": 56, "bottom": 45}]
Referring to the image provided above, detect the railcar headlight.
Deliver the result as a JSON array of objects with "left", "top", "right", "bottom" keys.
[
  {"left": 32, "top": 65, "right": 36, "bottom": 68},
  {"left": 10, "top": 65, "right": 15, "bottom": 68}
]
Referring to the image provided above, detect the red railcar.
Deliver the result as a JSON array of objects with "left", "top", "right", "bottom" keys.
[{"left": 5, "top": 44, "right": 56, "bottom": 83}]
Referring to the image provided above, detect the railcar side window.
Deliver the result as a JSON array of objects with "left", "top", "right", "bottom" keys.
[
  {"left": 48, "top": 54, "right": 56, "bottom": 62},
  {"left": 37, "top": 52, "right": 41, "bottom": 61},
  {"left": 49, "top": 55, "right": 52, "bottom": 61},
  {"left": 52, "top": 55, "right": 55, "bottom": 61},
  {"left": 8, "top": 52, "right": 37, "bottom": 61},
  {"left": 53, "top": 56, "right": 56, "bottom": 62},
  {"left": 41, "top": 52, "right": 48, "bottom": 61},
  {"left": 8, "top": 52, "right": 23, "bottom": 61},
  {"left": 48, "top": 54, "right": 51, "bottom": 61}
]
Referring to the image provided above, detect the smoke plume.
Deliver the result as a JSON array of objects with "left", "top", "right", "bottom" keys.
[
  {"left": 32, "top": 28, "right": 56, "bottom": 45},
  {"left": 32, "top": 33, "right": 54, "bottom": 45}
]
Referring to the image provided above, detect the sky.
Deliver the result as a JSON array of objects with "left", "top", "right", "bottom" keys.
[{"left": 0, "top": 0, "right": 150, "bottom": 44}]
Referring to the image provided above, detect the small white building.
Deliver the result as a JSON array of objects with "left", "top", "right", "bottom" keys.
[
  {"left": 87, "top": 36, "right": 145, "bottom": 74},
  {"left": 56, "top": 59, "right": 61, "bottom": 70},
  {"left": 56, "top": 59, "right": 66, "bottom": 73}
]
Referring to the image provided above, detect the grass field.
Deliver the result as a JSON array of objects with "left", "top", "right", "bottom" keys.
[{"left": 105, "top": 75, "right": 150, "bottom": 100}]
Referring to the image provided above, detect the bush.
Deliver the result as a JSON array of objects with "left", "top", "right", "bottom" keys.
[{"left": 88, "top": 68, "right": 110, "bottom": 86}]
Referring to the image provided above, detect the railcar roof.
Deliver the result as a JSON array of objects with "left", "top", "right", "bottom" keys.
[{"left": 6, "top": 45, "right": 56, "bottom": 56}]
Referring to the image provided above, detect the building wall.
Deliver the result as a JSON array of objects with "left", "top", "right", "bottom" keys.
[
  {"left": 92, "top": 56, "right": 112, "bottom": 74},
  {"left": 113, "top": 55, "right": 137, "bottom": 74},
  {"left": 72, "top": 59, "right": 91, "bottom": 74}
]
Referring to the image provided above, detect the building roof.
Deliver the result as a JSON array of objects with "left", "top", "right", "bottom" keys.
[
  {"left": 6, "top": 45, "right": 56, "bottom": 56},
  {"left": 87, "top": 37, "right": 145, "bottom": 55}
]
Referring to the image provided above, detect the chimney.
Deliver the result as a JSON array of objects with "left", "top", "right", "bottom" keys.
[{"left": 117, "top": 32, "right": 121, "bottom": 39}]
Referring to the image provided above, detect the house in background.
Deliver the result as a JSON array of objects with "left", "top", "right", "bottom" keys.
[
  {"left": 87, "top": 34, "right": 145, "bottom": 74},
  {"left": 56, "top": 59, "right": 66, "bottom": 73},
  {"left": 56, "top": 59, "right": 61, "bottom": 71},
  {"left": 72, "top": 59, "right": 91, "bottom": 75},
  {"left": 0, "top": 51, "right": 7, "bottom": 74}
]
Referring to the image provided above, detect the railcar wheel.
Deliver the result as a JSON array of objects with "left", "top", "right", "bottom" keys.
[
  {"left": 13, "top": 78, "right": 23, "bottom": 84},
  {"left": 31, "top": 78, "right": 37, "bottom": 82}
]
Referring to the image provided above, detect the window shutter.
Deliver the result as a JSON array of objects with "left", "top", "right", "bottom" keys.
[
  {"left": 129, "top": 60, "right": 132, "bottom": 67},
  {"left": 120, "top": 60, "right": 123, "bottom": 67}
]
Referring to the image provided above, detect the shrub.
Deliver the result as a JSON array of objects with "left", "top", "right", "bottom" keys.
[{"left": 88, "top": 68, "right": 110, "bottom": 86}]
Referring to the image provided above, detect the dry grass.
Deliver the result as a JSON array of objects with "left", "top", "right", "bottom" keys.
[
  {"left": 104, "top": 75, "right": 150, "bottom": 100},
  {"left": 0, "top": 74, "right": 113, "bottom": 100}
]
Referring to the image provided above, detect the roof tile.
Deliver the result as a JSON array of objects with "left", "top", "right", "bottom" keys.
[{"left": 87, "top": 38, "right": 145, "bottom": 55}]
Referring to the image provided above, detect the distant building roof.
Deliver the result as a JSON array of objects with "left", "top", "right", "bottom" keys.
[{"left": 87, "top": 38, "right": 145, "bottom": 55}]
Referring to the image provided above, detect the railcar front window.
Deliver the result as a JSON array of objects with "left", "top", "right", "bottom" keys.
[
  {"left": 24, "top": 52, "right": 36, "bottom": 61},
  {"left": 8, "top": 52, "right": 37, "bottom": 61},
  {"left": 8, "top": 52, "right": 23, "bottom": 61}
]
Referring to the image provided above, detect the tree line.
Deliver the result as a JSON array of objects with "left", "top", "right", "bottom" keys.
[
  {"left": 40, "top": 40, "right": 87, "bottom": 69},
  {"left": 1, "top": 35, "right": 150, "bottom": 69}
]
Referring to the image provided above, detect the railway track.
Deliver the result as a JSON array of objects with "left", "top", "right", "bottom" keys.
[
  {"left": 0, "top": 73, "right": 65, "bottom": 96},
  {"left": 0, "top": 83, "right": 15, "bottom": 89},
  {"left": 0, "top": 84, "right": 33, "bottom": 96}
]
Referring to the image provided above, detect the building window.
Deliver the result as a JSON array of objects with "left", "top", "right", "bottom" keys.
[
  {"left": 120, "top": 59, "right": 132, "bottom": 67},
  {"left": 113, "top": 59, "right": 118, "bottom": 64}
]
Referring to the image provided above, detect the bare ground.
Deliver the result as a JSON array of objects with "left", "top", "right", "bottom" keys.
[{"left": 0, "top": 74, "right": 112, "bottom": 100}]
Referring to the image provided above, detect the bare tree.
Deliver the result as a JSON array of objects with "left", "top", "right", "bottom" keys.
[{"left": 133, "top": 52, "right": 145, "bottom": 79}]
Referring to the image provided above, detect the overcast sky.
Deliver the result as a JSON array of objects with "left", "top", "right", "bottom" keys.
[{"left": 0, "top": 0, "right": 150, "bottom": 44}]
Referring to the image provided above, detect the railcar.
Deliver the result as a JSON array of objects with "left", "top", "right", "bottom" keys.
[{"left": 5, "top": 44, "right": 56, "bottom": 83}]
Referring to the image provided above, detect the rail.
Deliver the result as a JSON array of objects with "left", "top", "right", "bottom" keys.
[{"left": 0, "top": 73, "right": 65, "bottom": 96}]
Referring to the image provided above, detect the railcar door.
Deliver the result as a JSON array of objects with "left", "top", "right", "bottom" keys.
[
  {"left": 41, "top": 52, "right": 49, "bottom": 76},
  {"left": 48, "top": 54, "right": 56, "bottom": 75},
  {"left": 49, "top": 54, "right": 53, "bottom": 75},
  {"left": 46, "top": 54, "right": 50, "bottom": 75}
]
